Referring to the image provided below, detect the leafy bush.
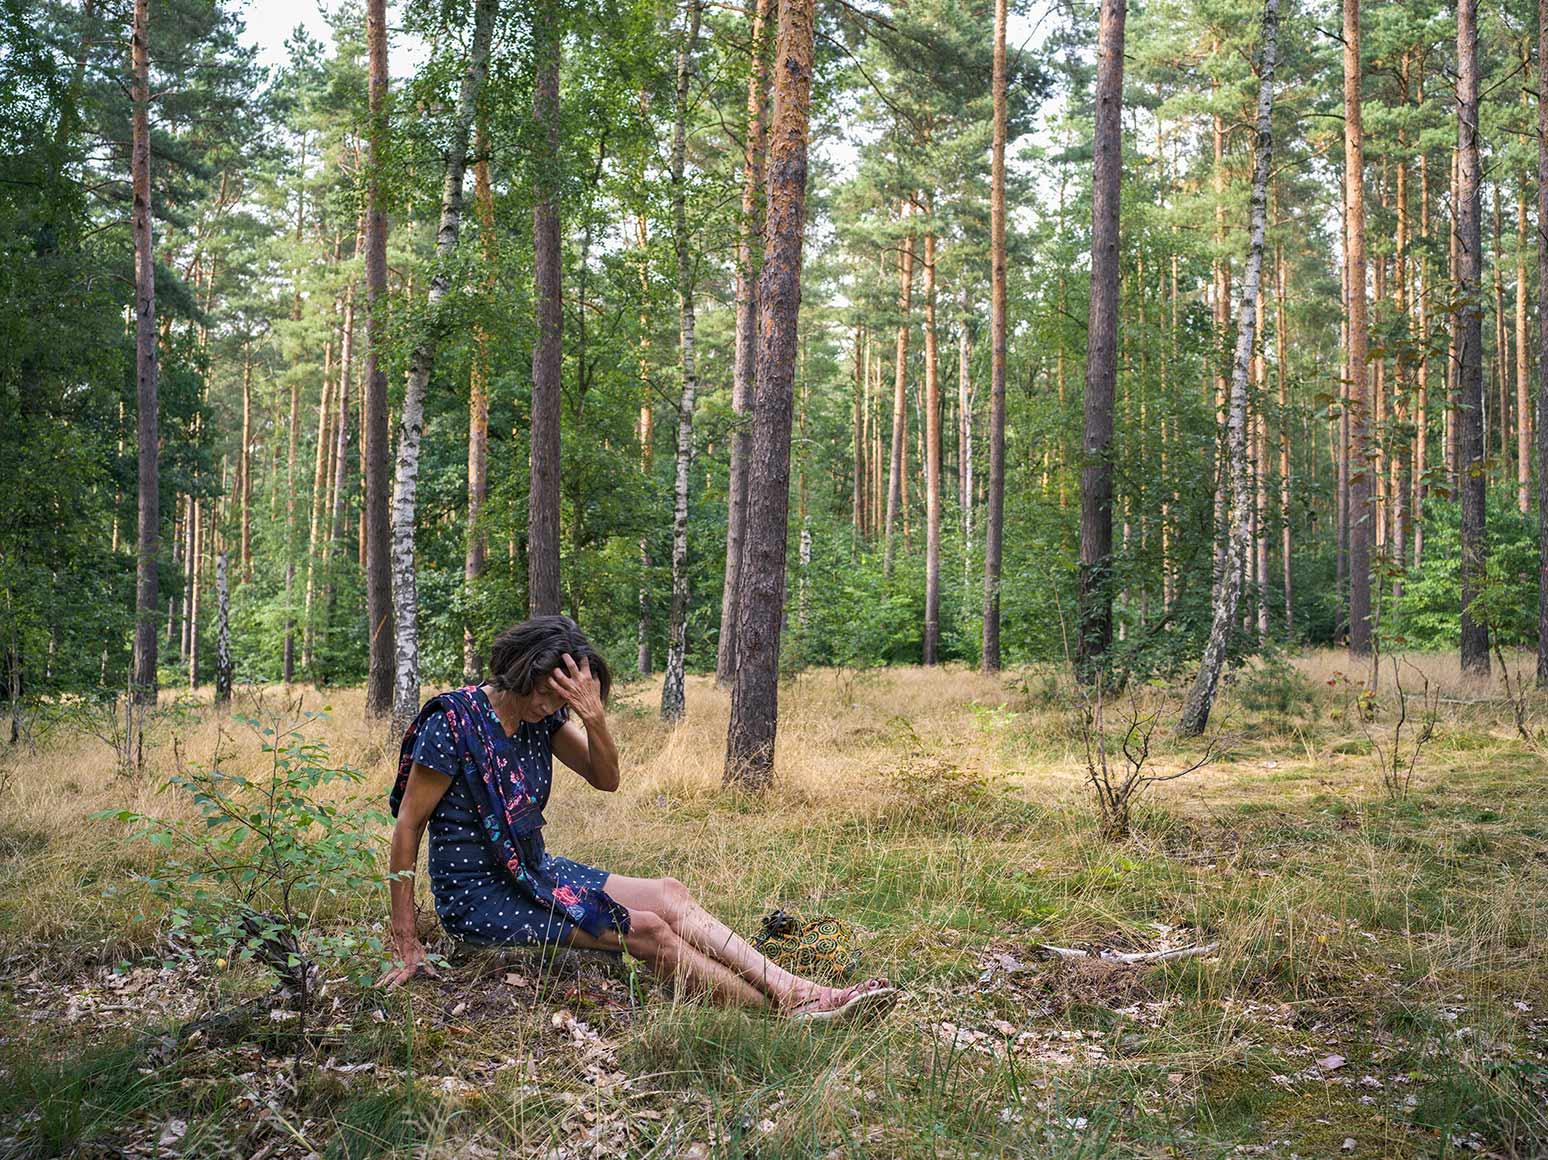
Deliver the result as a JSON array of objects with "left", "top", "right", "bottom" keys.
[
  {"left": 1388, "top": 492, "right": 1537, "bottom": 649},
  {"left": 98, "top": 714, "right": 391, "bottom": 1009}
]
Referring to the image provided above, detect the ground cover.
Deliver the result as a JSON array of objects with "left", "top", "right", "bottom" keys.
[{"left": 1, "top": 655, "right": 1543, "bottom": 1158}]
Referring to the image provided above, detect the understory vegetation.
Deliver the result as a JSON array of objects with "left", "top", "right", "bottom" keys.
[{"left": 1, "top": 657, "right": 1544, "bottom": 1158}]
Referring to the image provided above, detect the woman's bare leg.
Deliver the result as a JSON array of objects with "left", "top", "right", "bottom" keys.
[
  {"left": 567, "top": 910, "right": 767, "bottom": 1008},
  {"left": 601, "top": 874, "right": 886, "bottom": 1010}
]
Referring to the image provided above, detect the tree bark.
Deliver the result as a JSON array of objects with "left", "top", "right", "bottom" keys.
[
  {"left": 1457, "top": 0, "right": 1490, "bottom": 675},
  {"left": 363, "top": 0, "right": 395, "bottom": 716},
  {"left": 661, "top": 0, "right": 703, "bottom": 723},
  {"left": 923, "top": 228, "right": 942, "bottom": 664},
  {"left": 528, "top": 6, "right": 564, "bottom": 618},
  {"left": 853, "top": 324, "right": 865, "bottom": 541},
  {"left": 1343, "top": 0, "right": 1372, "bottom": 659},
  {"left": 884, "top": 203, "right": 913, "bottom": 578},
  {"left": 389, "top": 0, "right": 496, "bottom": 732},
  {"left": 1516, "top": 174, "right": 1531, "bottom": 515},
  {"left": 130, "top": 0, "right": 159, "bottom": 704},
  {"left": 982, "top": 0, "right": 1007, "bottom": 674},
  {"left": 1276, "top": 248, "right": 1292, "bottom": 634},
  {"left": 215, "top": 552, "right": 232, "bottom": 703},
  {"left": 1179, "top": 0, "right": 1278, "bottom": 737},
  {"left": 238, "top": 340, "right": 252, "bottom": 582},
  {"left": 1538, "top": 0, "right": 1548, "bottom": 685},
  {"left": 718, "top": 0, "right": 774, "bottom": 685},
  {"left": 465, "top": 119, "right": 497, "bottom": 682},
  {"left": 1077, "top": 0, "right": 1125, "bottom": 680},
  {"left": 722, "top": 0, "right": 815, "bottom": 790}
]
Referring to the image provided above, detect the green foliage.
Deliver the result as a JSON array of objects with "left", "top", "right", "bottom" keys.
[
  {"left": 1388, "top": 492, "right": 1538, "bottom": 649},
  {"left": 96, "top": 716, "right": 391, "bottom": 989}
]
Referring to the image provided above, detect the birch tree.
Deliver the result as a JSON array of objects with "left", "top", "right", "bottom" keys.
[
  {"left": 661, "top": 0, "right": 703, "bottom": 723},
  {"left": 388, "top": 0, "right": 497, "bottom": 732},
  {"left": 1178, "top": 0, "right": 1279, "bottom": 737}
]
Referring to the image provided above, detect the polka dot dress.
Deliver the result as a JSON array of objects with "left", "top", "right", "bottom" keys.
[{"left": 411, "top": 688, "right": 611, "bottom": 947}]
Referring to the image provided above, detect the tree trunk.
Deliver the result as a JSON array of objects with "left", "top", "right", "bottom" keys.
[
  {"left": 1179, "top": 0, "right": 1278, "bottom": 736},
  {"left": 1457, "top": 0, "right": 1490, "bottom": 675},
  {"left": 528, "top": 5, "right": 564, "bottom": 618},
  {"left": 1516, "top": 173, "right": 1531, "bottom": 515},
  {"left": 923, "top": 228, "right": 942, "bottom": 664},
  {"left": 302, "top": 308, "right": 334, "bottom": 674},
  {"left": 884, "top": 204, "right": 913, "bottom": 578},
  {"left": 1276, "top": 248, "right": 1292, "bottom": 634},
  {"left": 636, "top": 212, "right": 654, "bottom": 676},
  {"left": 723, "top": 0, "right": 815, "bottom": 790},
  {"left": 1077, "top": 0, "right": 1125, "bottom": 680},
  {"left": 130, "top": 0, "right": 159, "bottom": 704},
  {"left": 853, "top": 324, "right": 865, "bottom": 541},
  {"left": 1538, "top": 0, "right": 1548, "bottom": 686},
  {"left": 215, "top": 552, "right": 232, "bottom": 703},
  {"left": 466, "top": 118, "right": 497, "bottom": 682},
  {"left": 188, "top": 500, "right": 201, "bottom": 689},
  {"left": 982, "top": 0, "right": 1007, "bottom": 673},
  {"left": 363, "top": 0, "right": 395, "bottom": 716},
  {"left": 1343, "top": 0, "right": 1372, "bottom": 659},
  {"left": 389, "top": 0, "right": 496, "bottom": 732},
  {"left": 238, "top": 340, "right": 252, "bottom": 582},
  {"left": 661, "top": 0, "right": 703, "bottom": 723},
  {"left": 718, "top": 0, "right": 774, "bottom": 685}
]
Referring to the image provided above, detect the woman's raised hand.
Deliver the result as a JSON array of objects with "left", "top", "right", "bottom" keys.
[{"left": 550, "top": 653, "right": 604, "bottom": 724}]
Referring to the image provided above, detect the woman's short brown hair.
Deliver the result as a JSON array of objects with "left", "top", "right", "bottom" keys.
[{"left": 487, "top": 616, "right": 611, "bottom": 704}]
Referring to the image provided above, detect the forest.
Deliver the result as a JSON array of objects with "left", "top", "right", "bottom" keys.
[{"left": 2, "top": 0, "right": 1546, "bottom": 1155}]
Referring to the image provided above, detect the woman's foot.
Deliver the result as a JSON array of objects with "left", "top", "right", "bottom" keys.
[{"left": 784, "top": 977, "right": 896, "bottom": 1021}]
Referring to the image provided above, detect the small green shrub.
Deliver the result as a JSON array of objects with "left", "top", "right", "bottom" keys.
[{"left": 96, "top": 714, "right": 393, "bottom": 1007}]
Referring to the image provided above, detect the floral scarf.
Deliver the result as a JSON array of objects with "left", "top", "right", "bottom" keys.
[{"left": 391, "top": 685, "right": 630, "bottom": 939}]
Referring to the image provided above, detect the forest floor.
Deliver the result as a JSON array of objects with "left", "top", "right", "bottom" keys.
[{"left": 1, "top": 653, "right": 1545, "bottom": 1159}]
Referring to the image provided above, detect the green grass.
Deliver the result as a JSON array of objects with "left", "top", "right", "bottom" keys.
[{"left": 2, "top": 664, "right": 1547, "bottom": 1157}]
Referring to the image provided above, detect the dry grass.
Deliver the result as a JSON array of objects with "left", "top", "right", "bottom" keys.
[{"left": 1, "top": 657, "right": 1546, "bottom": 1158}]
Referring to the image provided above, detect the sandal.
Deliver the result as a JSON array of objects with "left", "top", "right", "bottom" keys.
[{"left": 787, "top": 978, "right": 898, "bottom": 1023}]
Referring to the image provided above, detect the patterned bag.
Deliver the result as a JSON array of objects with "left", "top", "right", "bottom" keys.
[{"left": 752, "top": 910, "right": 861, "bottom": 981}]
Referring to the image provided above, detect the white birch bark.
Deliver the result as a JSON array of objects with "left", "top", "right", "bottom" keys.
[
  {"left": 661, "top": 0, "right": 703, "bottom": 724},
  {"left": 389, "top": 0, "right": 497, "bottom": 732},
  {"left": 1179, "top": 0, "right": 1278, "bottom": 736}
]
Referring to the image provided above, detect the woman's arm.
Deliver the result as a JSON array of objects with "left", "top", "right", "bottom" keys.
[
  {"left": 376, "top": 762, "right": 452, "bottom": 989},
  {"left": 550, "top": 653, "right": 620, "bottom": 792}
]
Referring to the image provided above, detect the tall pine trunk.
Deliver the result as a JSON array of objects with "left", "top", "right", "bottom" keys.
[
  {"left": 982, "top": 0, "right": 1007, "bottom": 673},
  {"left": 130, "top": 0, "right": 159, "bottom": 703},
  {"left": 389, "top": 0, "right": 495, "bottom": 731},
  {"left": 661, "top": 0, "right": 703, "bottom": 723},
  {"left": 362, "top": 0, "right": 395, "bottom": 716},
  {"left": 923, "top": 228, "right": 942, "bottom": 663},
  {"left": 723, "top": 0, "right": 815, "bottom": 790},
  {"left": 465, "top": 119, "right": 496, "bottom": 681},
  {"left": 884, "top": 204, "right": 913, "bottom": 578},
  {"left": 1539, "top": 0, "right": 1548, "bottom": 686},
  {"left": 718, "top": 0, "right": 773, "bottom": 684},
  {"left": 1343, "top": 0, "right": 1373, "bottom": 659},
  {"left": 1077, "top": 0, "right": 1125, "bottom": 680},
  {"left": 528, "top": 6, "right": 564, "bottom": 617},
  {"left": 1179, "top": 0, "right": 1278, "bottom": 736},
  {"left": 1457, "top": 0, "right": 1491, "bottom": 675}
]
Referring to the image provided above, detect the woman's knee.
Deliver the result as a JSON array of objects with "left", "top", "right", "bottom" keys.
[
  {"left": 622, "top": 909, "right": 675, "bottom": 958},
  {"left": 656, "top": 876, "right": 691, "bottom": 917}
]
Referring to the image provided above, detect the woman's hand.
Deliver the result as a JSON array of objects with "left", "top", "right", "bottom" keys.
[
  {"left": 550, "top": 653, "right": 604, "bottom": 725},
  {"left": 377, "top": 931, "right": 439, "bottom": 990}
]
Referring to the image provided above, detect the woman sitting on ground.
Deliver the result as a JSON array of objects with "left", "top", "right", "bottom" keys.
[{"left": 378, "top": 615, "right": 894, "bottom": 1020}]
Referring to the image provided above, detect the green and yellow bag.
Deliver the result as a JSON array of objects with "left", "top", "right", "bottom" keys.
[{"left": 751, "top": 910, "right": 860, "bottom": 981}]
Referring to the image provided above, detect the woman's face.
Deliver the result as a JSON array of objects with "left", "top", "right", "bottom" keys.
[{"left": 515, "top": 671, "right": 565, "bottom": 722}]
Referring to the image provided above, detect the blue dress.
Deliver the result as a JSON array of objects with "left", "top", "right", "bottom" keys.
[{"left": 410, "top": 687, "right": 613, "bottom": 946}]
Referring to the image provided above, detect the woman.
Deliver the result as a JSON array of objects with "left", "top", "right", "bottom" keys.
[{"left": 378, "top": 615, "right": 894, "bottom": 1020}]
